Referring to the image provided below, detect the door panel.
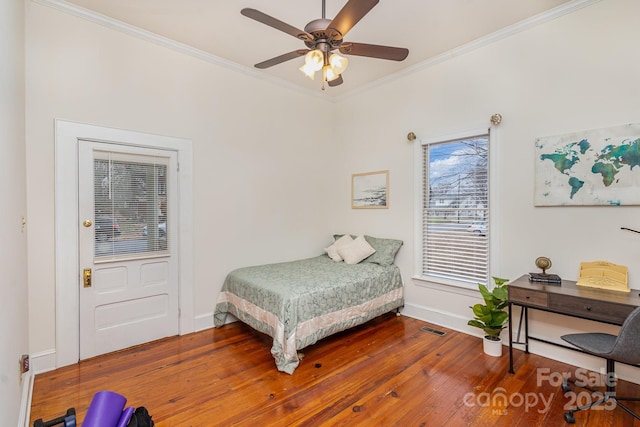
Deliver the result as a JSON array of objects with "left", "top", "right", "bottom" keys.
[{"left": 78, "top": 141, "right": 179, "bottom": 359}]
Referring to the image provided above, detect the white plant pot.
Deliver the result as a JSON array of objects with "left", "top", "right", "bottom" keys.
[{"left": 483, "top": 336, "right": 503, "bottom": 357}]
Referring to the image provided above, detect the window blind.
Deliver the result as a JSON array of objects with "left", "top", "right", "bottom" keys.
[
  {"left": 94, "top": 151, "right": 169, "bottom": 259},
  {"left": 422, "top": 135, "right": 489, "bottom": 284}
]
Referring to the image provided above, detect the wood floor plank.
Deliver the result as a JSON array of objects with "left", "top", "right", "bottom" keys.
[{"left": 30, "top": 314, "right": 640, "bottom": 426}]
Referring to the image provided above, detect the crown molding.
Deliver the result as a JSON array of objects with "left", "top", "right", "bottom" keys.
[
  {"left": 335, "top": 0, "right": 602, "bottom": 102},
  {"left": 32, "top": 0, "right": 601, "bottom": 104},
  {"left": 30, "top": 0, "right": 331, "bottom": 101}
]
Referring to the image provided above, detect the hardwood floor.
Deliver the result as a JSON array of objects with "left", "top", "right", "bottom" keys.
[{"left": 30, "top": 314, "right": 640, "bottom": 426}]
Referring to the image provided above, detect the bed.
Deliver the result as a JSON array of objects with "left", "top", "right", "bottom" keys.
[{"left": 213, "top": 235, "right": 404, "bottom": 374}]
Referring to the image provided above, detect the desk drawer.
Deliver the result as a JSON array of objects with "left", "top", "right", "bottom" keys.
[
  {"left": 509, "top": 287, "right": 549, "bottom": 308},
  {"left": 549, "top": 294, "right": 635, "bottom": 324}
]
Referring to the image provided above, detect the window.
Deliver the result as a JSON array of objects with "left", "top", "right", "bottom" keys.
[
  {"left": 94, "top": 151, "right": 169, "bottom": 259},
  {"left": 420, "top": 133, "right": 490, "bottom": 286}
]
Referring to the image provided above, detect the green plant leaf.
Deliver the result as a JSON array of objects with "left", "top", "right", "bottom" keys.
[
  {"left": 492, "top": 311, "right": 509, "bottom": 326},
  {"left": 478, "top": 284, "right": 492, "bottom": 300},
  {"left": 471, "top": 304, "right": 491, "bottom": 323},
  {"left": 492, "top": 276, "right": 509, "bottom": 286},
  {"left": 493, "top": 287, "right": 508, "bottom": 301},
  {"left": 467, "top": 320, "right": 485, "bottom": 329}
]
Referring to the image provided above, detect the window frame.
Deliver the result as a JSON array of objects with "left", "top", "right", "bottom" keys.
[{"left": 413, "top": 125, "right": 499, "bottom": 291}]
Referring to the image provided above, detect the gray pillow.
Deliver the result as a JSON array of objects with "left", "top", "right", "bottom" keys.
[
  {"left": 332, "top": 234, "right": 403, "bottom": 265},
  {"left": 363, "top": 235, "right": 403, "bottom": 265}
]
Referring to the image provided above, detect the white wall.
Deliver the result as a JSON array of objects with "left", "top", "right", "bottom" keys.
[
  {"left": 332, "top": 0, "right": 640, "bottom": 379},
  {"left": 25, "top": 2, "right": 337, "bottom": 362},
  {"left": 23, "top": 0, "right": 640, "bottom": 383},
  {"left": 0, "top": 0, "right": 29, "bottom": 424}
]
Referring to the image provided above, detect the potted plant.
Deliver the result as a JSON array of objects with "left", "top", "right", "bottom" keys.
[{"left": 468, "top": 276, "right": 510, "bottom": 357}]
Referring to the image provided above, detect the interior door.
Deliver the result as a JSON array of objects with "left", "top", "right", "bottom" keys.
[{"left": 78, "top": 140, "right": 179, "bottom": 359}]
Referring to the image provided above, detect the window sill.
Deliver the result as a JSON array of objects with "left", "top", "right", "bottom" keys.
[{"left": 411, "top": 275, "right": 480, "bottom": 298}]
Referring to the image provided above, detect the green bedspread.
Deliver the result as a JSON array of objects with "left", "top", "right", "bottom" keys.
[{"left": 214, "top": 255, "right": 404, "bottom": 374}]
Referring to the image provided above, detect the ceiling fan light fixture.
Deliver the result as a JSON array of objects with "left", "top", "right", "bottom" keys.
[
  {"left": 304, "top": 49, "right": 324, "bottom": 71},
  {"left": 242, "top": 1, "right": 409, "bottom": 89},
  {"left": 300, "top": 49, "right": 325, "bottom": 80},
  {"left": 328, "top": 53, "right": 348, "bottom": 75},
  {"left": 322, "top": 65, "right": 340, "bottom": 82},
  {"left": 299, "top": 63, "right": 317, "bottom": 80}
]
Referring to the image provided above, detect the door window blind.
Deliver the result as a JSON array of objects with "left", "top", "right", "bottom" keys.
[{"left": 94, "top": 151, "right": 169, "bottom": 259}]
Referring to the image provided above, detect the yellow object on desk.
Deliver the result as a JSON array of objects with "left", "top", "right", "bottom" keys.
[{"left": 577, "top": 261, "right": 629, "bottom": 293}]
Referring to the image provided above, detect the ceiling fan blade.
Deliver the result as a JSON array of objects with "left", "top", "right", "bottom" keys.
[
  {"left": 328, "top": 75, "right": 344, "bottom": 87},
  {"left": 241, "top": 8, "right": 313, "bottom": 42},
  {"left": 255, "top": 50, "right": 308, "bottom": 69},
  {"left": 327, "top": 0, "right": 379, "bottom": 41},
  {"left": 339, "top": 42, "right": 409, "bottom": 61}
]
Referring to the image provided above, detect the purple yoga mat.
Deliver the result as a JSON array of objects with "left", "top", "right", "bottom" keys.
[
  {"left": 82, "top": 390, "right": 127, "bottom": 427},
  {"left": 116, "top": 406, "right": 135, "bottom": 427}
]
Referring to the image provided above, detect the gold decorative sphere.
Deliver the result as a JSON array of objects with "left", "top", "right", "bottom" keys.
[{"left": 535, "top": 257, "right": 552, "bottom": 275}]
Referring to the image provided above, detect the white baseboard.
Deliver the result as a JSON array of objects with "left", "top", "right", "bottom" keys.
[
  {"left": 31, "top": 314, "right": 215, "bottom": 376},
  {"left": 401, "top": 303, "right": 640, "bottom": 385},
  {"left": 194, "top": 312, "right": 214, "bottom": 332},
  {"left": 18, "top": 370, "right": 34, "bottom": 427},
  {"left": 194, "top": 312, "right": 239, "bottom": 332},
  {"left": 31, "top": 349, "right": 57, "bottom": 375},
  {"left": 401, "top": 302, "right": 477, "bottom": 336}
]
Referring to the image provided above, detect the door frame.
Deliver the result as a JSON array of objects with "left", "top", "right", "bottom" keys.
[{"left": 55, "top": 119, "right": 194, "bottom": 368}]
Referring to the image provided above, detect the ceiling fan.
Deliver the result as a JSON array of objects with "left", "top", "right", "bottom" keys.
[{"left": 241, "top": 0, "right": 409, "bottom": 88}]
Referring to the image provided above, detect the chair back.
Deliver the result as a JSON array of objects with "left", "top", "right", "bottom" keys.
[{"left": 610, "top": 306, "right": 640, "bottom": 365}]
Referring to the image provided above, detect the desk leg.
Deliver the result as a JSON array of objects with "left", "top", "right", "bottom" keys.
[
  {"left": 508, "top": 302, "right": 514, "bottom": 374},
  {"left": 524, "top": 306, "right": 529, "bottom": 354},
  {"left": 516, "top": 306, "right": 529, "bottom": 355}
]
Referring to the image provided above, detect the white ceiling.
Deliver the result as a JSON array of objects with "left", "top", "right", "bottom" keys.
[{"left": 59, "top": 0, "right": 576, "bottom": 97}]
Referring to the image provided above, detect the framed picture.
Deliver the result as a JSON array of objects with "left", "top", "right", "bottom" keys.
[
  {"left": 534, "top": 123, "right": 640, "bottom": 206},
  {"left": 352, "top": 170, "right": 389, "bottom": 209}
]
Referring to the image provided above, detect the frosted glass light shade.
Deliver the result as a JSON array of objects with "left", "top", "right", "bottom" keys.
[
  {"left": 299, "top": 49, "right": 324, "bottom": 80},
  {"left": 322, "top": 65, "right": 340, "bottom": 82},
  {"left": 299, "top": 63, "right": 317, "bottom": 80},
  {"left": 304, "top": 50, "right": 324, "bottom": 71},
  {"left": 329, "top": 53, "right": 348, "bottom": 75}
]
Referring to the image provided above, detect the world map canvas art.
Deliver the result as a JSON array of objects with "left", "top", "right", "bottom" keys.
[{"left": 534, "top": 124, "right": 640, "bottom": 206}]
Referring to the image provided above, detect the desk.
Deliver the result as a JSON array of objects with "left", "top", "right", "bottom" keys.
[{"left": 507, "top": 274, "right": 640, "bottom": 374}]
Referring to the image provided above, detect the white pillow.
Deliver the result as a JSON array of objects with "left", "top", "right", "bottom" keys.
[
  {"left": 324, "top": 234, "right": 353, "bottom": 261},
  {"left": 337, "top": 235, "right": 376, "bottom": 265}
]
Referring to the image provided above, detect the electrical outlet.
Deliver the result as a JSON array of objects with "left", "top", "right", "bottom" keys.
[{"left": 19, "top": 354, "right": 29, "bottom": 374}]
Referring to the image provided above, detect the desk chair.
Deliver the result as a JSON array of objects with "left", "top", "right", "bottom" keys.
[{"left": 561, "top": 306, "right": 640, "bottom": 423}]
